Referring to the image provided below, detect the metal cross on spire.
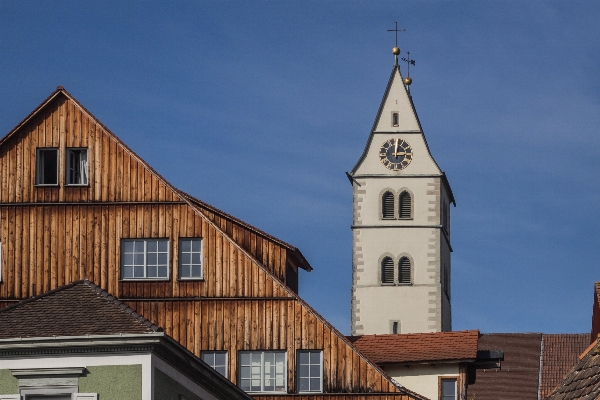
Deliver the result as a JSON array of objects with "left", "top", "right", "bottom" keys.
[{"left": 387, "top": 21, "right": 406, "bottom": 65}]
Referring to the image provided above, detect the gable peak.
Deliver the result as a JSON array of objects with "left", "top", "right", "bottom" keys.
[{"left": 372, "top": 63, "right": 422, "bottom": 133}]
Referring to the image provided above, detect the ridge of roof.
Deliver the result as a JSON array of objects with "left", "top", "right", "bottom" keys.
[{"left": 0, "top": 279, "right": 162, "bottom": 333}]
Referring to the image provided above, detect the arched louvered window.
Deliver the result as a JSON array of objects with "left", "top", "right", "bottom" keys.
[
  {"left": 398, "top": 257, "right": 411, "bottom": 284},
  {"left": 381, "top": 257, "right": 394, "bottom": 284},
  {"left": 399, "top": 191, "right": 412, "bottom": 219},
  {"left": 382, "top": 191, "right": 395, "bottom": 219}
]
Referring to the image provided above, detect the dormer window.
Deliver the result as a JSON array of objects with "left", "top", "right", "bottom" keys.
[
  {"left": 66, "top": 148, "right": 89, "bottom": 185},
  {"left": 392, "top": 112, "right": 399, "bottom": 127},
  {"left": 36, "top": 148, "right": 59, "bottom": 186}
]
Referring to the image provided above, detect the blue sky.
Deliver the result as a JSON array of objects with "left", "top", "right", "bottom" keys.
[{"left": 1, "top": 1, "right": 600, "bottom": 335}]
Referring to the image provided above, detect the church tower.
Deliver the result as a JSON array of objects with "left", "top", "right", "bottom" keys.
[{"left": 349, "top": 46, "right": 455, "bottom": 335}]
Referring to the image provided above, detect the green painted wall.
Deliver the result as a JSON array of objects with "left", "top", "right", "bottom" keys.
[
  {"left": 154, "top": 368, "right": 202, "bottom": 400},
  {"left": 0, "top": 369, "right": 18, "bottom": 394},
  {"left": 79, "top": 364, "right": 142, "bottom": 400}
]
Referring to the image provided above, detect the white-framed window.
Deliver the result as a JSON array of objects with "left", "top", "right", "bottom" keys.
[
  {"left": 201, "top": 351, "right": 227, "bottom": 377},
  {"left": 179, "top": 238, "right": 202, "bottom": 279},
  {"left": 66, "top": 148, "right": 88, "bottom": 186},
  {"left": 36, "top": 148, "right": 59, "bottom": 186},
  {"left": 239, "top": 351, "right": 286, "bottom": 393},
  {"left": 440, "top": 377, "right": 457, "bottom": 400},
  {"left": 121, "top": 239, "right": 169, "bottom": 279},
  {"left": 297, "top": 350, "right": 323, "bottom": 393}
]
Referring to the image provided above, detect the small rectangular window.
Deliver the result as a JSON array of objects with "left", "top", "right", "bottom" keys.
[
  {"left": 36, "top": 148, "right": 59, "bottom": 185},
  {"left": 121, "top": 239, "right": 169, "bottom": 279},
  {"left": 239, "top": 351, "right": 286, "bottom": 393},
  {"left": 391, "top": 321, "right": 400, "bottom": 334},
  {"left": 202, "top": 351, "right": 228, "bottom": 378},
  {"left": 297, "top": 350, "right": 323, "bottom": 393},
  {"left": 440, "top": 378, "right": 457, "bottom": 400},
  {"left": 392, "top": 112, "right": 399, "bottom": 127},
  {"left": 66, "top": 148, "right": 89, "bottom": 185},
  {"left": 179, "top": 238, "right": 202, "bottom": 279}
]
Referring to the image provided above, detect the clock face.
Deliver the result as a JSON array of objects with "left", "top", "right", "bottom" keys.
[{"left": 379, "top": 138, "right": 413, "bottom": 170}]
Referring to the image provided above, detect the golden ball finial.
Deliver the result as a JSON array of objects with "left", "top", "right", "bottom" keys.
[
  {"left": 392, "top": 47, "right": 400, "bottom": 55},
  {"left": 404, "top": 77, "right": 412, "bottom": 85}
]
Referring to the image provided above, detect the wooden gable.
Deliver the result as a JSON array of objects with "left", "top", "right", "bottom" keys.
[{"left": 0, "top": 89, "right": 425, "bottom": 400}]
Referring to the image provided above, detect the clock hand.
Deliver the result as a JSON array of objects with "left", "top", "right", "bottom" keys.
[{"left": 394, "top": 138, "right": 399, "bottom": 156}]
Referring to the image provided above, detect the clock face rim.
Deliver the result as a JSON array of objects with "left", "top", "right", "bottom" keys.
[{"left": 379, "top": 138, "right": 413, "bottom": 171}]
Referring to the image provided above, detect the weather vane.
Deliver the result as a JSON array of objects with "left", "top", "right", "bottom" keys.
[
  {"left": 387, "top": 21, "right": 405, "bottom": 65},
  {"left": 401, "top": 52, "right": 415, "bottom": 88}
]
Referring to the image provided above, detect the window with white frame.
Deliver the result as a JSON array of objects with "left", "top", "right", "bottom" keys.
[
  {"left": 179, "top": 238, "right": 202, "bottom": 279},
  {"left": 239, "top": 351, "right": 286, "bottom": 393},
  {"left": 297, "top": 350, "right": 322, "bottom": 393},
  {"left": 66, "top": 148, "right": 88, "bottom": 185},
  {"left": 201, "top": 351, "right": 227, "bottom": 378},
  {"left": 121, "top": 239, "right": 169, "bottom": 279},
  {"left": 36, "top": 148, "right": 59, "bottom": 185},
  {"left": 440, "top": 378, "right": 457, "bottom": 400}
]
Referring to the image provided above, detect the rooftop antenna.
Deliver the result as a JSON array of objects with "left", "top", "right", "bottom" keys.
[
  {"left": 401, "top": 51, "right": 416, "bottom": 92},
  {"left": 387, "top": 21, "right": 405, "bottom": 66}
]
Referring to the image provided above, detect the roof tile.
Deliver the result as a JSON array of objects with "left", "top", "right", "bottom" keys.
[
  {"left": 347, "top": 330, "right": 479, "bottom": 364},
  {"left": 0, "top": 280, "right": 161, "bottom": 338}
]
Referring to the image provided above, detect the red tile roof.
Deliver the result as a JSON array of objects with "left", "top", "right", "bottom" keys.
[
  {"left": 467, "top": 333, "right": 543, "bottom": 400},
  {"left": 0, "top": 280, "right": 161, "bottom": 338},
  {"left": 546, "top": 338, "right": 600, "bottom": 399},
  {"left": 540, "top": 334, "right": 591, "bottom": 398},
  {"left": 347, "top": 330, "right": 479, "bottom": 364}
]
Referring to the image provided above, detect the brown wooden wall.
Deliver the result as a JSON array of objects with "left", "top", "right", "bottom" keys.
[
  {"left": 0, "top": 91, "right": 420, "bottom": 399},
  {"left": 128, "top": 298, "right": 402, "bottom": 395},
  {"left": 0, "top": 203, "right": 291, "bottom": 300},
  {"left": 0, "top": 95, "right": 177, "bottom": 204}
]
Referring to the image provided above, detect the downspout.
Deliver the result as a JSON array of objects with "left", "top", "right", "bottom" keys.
[{"left": 537, "top": 335, "right": 544, "bottom": 400}]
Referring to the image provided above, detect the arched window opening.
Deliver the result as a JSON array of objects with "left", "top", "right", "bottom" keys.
[
  {"left": 382, "top": 191, "right": 395, "bottom": 219},
  {"left": 398, "top": 257, "right": 411, "bottom": 284},
  {"left": 399, "top": 191, "right": 412, "bottom": 219},
  {"left": 381, "top": 257, "right": 394, "bottom": 284}
]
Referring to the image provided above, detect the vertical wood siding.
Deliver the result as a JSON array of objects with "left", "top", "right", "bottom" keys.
[
  {"left": 0, "top": 204, "right": 291, "bottom": 300},
  {"left": 0, "top": 92, "right": 420, "bottom": 399},
  {"left": 127, "top": 298, "right": 402, "bottom": 395}
]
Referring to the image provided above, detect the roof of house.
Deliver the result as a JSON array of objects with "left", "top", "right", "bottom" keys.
[
  {"left": 467, "top": 333, "right": 543, "bottom": 400},
  {"left": 540, "top": 334, "right": 592, "bottom": 398},
  {"left": 347, "top": 330, "right": 479, "bottom": 364},
  {"left": 546, "top": 338, "right": 600, "bottom": 400},
  {"left": 0, "top": 279, "right": 161, "bottom": 338}
]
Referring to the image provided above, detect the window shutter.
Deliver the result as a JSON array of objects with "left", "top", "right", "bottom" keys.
[
  {"left": 73, "top": 394, "right": 98, "bottom": 400},
  {"left": 381, "top": 257, "right": 394, "bottom": 283},
  {"left": 399, "top": 191, "right": 412, "bottom": 219},
  {"left": 398, "top": 257, "right": 411, "bottom": 284},
  {"left": 382, "top": 192, "right": 395, "bottom": 219}
]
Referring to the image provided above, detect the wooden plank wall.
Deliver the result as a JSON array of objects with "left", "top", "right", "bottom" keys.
[
  {"left": 0, "top": 95, "right": 176, "bottom": 204},
  {"left": 128, "top": 298, "right": 402, "bottom": 395},
  {"left": 188, "top": 201, "right": 292, "bottom": 283},
  {"left": 0, "top": 93, "right": 418, "bottom": 399},
  {"left": 0, "top": 202, "right": 291, "bottom": 300}
]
